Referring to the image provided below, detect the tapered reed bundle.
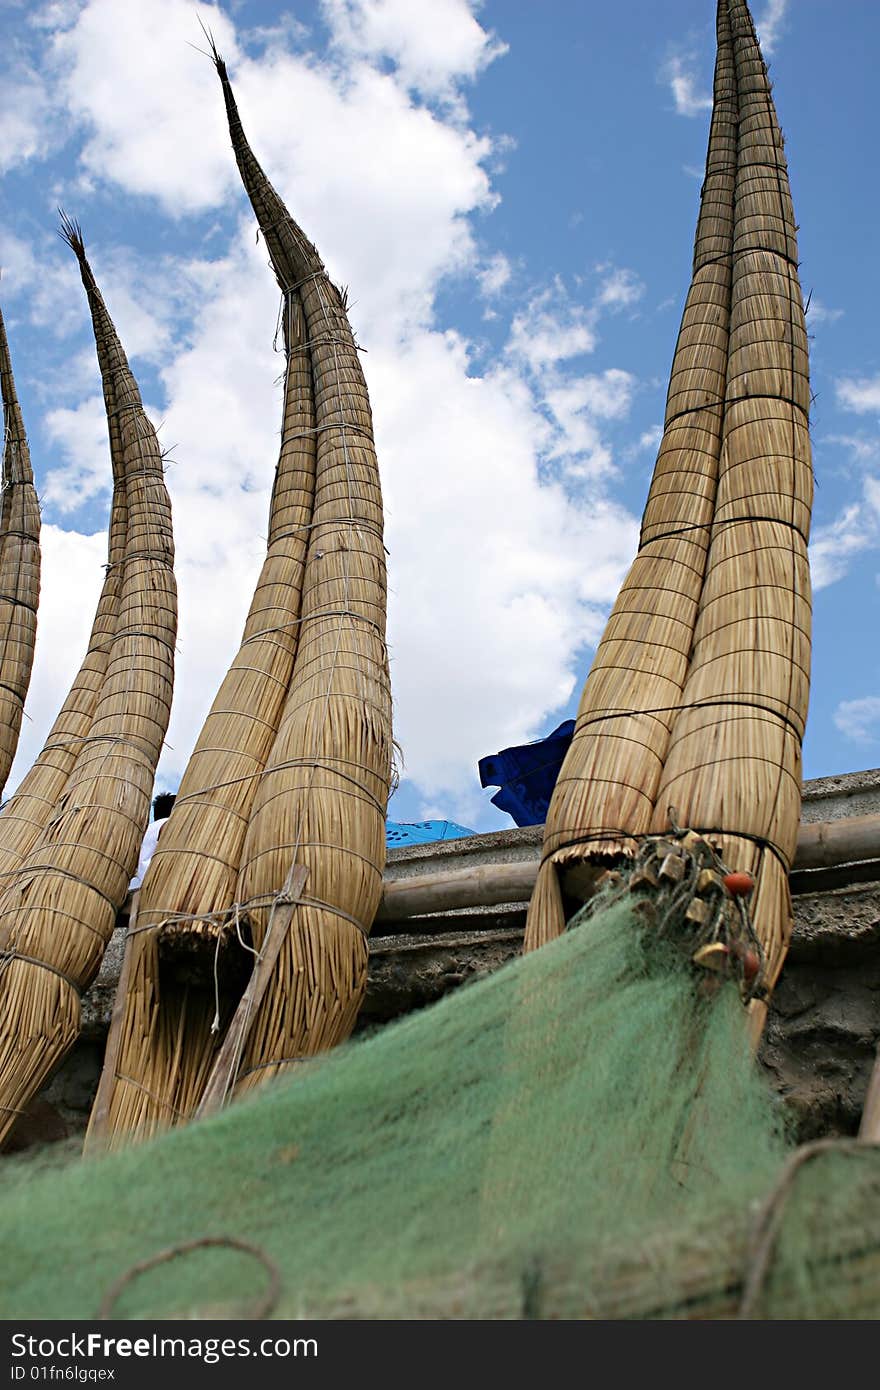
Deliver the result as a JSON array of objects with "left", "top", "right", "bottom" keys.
[
  {"left": 89, "top": 284, "right": 319, "bottom": 1146},
  {"left": 0, "top": 302, "right": 40, "bottom": 796},
  {"left": 0, "top": 222, "right": 176, "bottom": 1146},
  {"left": 0, "top": 477, "right": 125, "bottom": 882},
  {"left": 526, "top": 0, "right": 739, "bottom": 950},
  {"left": 217, "top": 59, "right": 393, "bottom": 1102},
  {"left": 0, "top": 253, "right": 130, "bottom": 885},
  {"left": 652, "top": 0, "right": 812, "bottom": 1017},
  {"left": 88, "top": 54, "right": 392, "bottom": 1144},
  {"left": 527, "top": 1, "right": 811, "bottom": 1035}
]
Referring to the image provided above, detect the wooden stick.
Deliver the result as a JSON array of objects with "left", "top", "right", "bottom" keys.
[
  {"left": 85, "top": 891, "right": 140, "bottom": 1154},
  {"left": 859, "top": 1046, "right": 880, "bottom": 1142},
  {"left": 196, "top": 864, "right": 308, "bottom": 1118}
]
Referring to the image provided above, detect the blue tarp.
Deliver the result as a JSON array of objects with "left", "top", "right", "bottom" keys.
[
  {"left": 478, "top": 719, "right": 575, "bottom": 827},
  {"left": 386, "top": 820, "right": 476, "bottom": 846}
]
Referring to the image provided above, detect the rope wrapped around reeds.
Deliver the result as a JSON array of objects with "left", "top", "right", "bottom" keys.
[
  {"left": 0, "top": 221, "right": 176, "bottom": 1146},
  {"left": 525, "top": 0, "right": 812, "bottom": 1029},
  {"left": 0, "top": 300, "right": 40, "bottom": 796},
  {"left": 525, "top": 0, "right": 739, "bottom": 949},
  {"left": 87, "top": 52, "right": 392, "bottom": 1145}
]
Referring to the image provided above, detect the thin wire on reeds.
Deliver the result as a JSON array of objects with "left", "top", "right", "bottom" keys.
[
  {"left": 651, "top": 0, "right": 812, "bottom": 1009},
  {"left": 87, "top": 50, "right": 392, "bottom": 1145},
  {"left": 0, "top": 220, "right": 176, "bottom": 1146},
  {"left": 0, "top": 299, "right": 40, "bottom": 796},
  {"left": 525, "top": 0, "right": 739, "bottom": 950}
]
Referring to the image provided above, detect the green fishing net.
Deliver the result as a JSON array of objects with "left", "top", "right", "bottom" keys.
[{"left": 2, "top": 900, "right": 879, "bottom": 1319}]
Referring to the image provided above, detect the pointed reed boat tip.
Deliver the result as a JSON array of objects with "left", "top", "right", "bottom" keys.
[{"left": 57, "top": 209, "right": 85, "bottom": 260}]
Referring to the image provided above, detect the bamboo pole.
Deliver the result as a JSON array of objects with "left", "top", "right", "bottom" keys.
[{"left": 374, "top": 811, "right": 880, "bottom": 921}]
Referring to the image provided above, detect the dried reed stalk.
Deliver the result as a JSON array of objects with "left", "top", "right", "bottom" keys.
[
  {"left": 0, "top": 256, "right": 131, "bottom": 890},
  {"left": 0, "top": 475, "right": 125, "bottom": 882},
  {"left": 651, "top": 0, "right": 812, "bottom": 1010},
  {"left": 219, "top": 57, "right": 393, "bottom": 1101},
  {"left": 88, "top": 50, "right": 393, "bottom": 1142},
  {"left": 88, "top": 282, "right": 318, "bottom": 1147},
  {"left": 0, "top": 222, "right": 176, "bottom": 1145},
  {"left": 525, "top": 0, "right": 738, "bottom": 950},
  {"left": 0, "top": 302, "right": 40, "bottom": 795}
]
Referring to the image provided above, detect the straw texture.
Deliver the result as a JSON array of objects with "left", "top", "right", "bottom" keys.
[
  {"left": 526, "top": 0, "right": 739, "bottom": 949},
  {"left": 225, "top": 57, "right": 392, "bottom": 1094},
  {"left": 0, "top": 302, "right": 40, "bottom": 796},
  {"left": 91, "top": 285, "right": 319, "bottom": 1143},
  {"left": 0, "top": 224, "right": 176, "bottom": 1146},
  {"left": 87, "top": 55, "right": 392, "bottom": 1146},
  {"left": 652, "top": 0, "right": 811, "bottom": 1000},
  {"left": 525, "top": 0, "right": 812, "bottom": 1002}
]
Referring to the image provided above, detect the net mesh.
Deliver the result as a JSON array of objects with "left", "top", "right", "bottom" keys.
[{"left": 2, "top": 899, "right": 878, "bottom": 1319}]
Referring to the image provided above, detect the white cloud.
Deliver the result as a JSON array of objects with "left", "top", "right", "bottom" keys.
[
  {"left": 0, "top": 73, "right": 55, "bottom": 173},
  {"left": 8, "top": 525, "right": 107, "bottom": 793},
  {"left": 42, "top": 395, "right": 113, "bottom": 511},
  {"left": 834, "top": 696, "right": 880, "bottom": 745},
  {"left": 837, "top": 375, "right": 880, "bottom": 415},
  {"left": 7, "top": 0, "right": 645, "bottom": 830},
  {"left": 594, "top": 266, "right": 644, "bottom": 311},
  {"left": 508, "top": 286, "right": 597, "bottom": 374},
  {"left": 48, "top": 0, "right": 240, "bottom": 215},
  {"left": 508, "top": 269, "right": 643, "bottom": 378},
  {"left": 757, "top": 0, "right": 789, "bottom": 56},
  {"left": 663, "top": 52, "right": 712, "bottom": 119},
  {"left": 805, "top": 297, "right": 843, "bottom": 326},
  {"left": 478, "top": 252, "right": 512, "bottom": 298},
  {"left": 810, "top": 481, "right": 880, "bottom": 589},
  {"left": 323, "top": 0, "right": 507, "bottom": 101},
  {"left": 821, "top": 433, "right": 879, "bottom": 465}
]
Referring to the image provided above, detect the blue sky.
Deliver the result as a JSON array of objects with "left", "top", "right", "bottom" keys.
[{"left": 1, "top": 0, "right": 878, "bottom": 831}]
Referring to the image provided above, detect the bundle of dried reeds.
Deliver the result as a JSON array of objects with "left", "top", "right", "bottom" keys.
[
  {"left": 0, "top": 223, "right": 176, "bottom": 1146},
  {"left": 652, "top": 0, "right": 811, "bottom": 1027},
  {"left": 219, "top": 58, "right": 392, "bottom": 1101},
  {"left": 88, "top": 54, "right": 392, "bottom": 1146},
  {"left": 526, "top": 0, "right": 739, "bottom": 949},
  {"left": 526, "top": 0, "right": 812, "bottom": 1023},
  {"left": 89, "top": 280, "right": 318, "bottom": 1144},
  {"left": 0, "top": 301, "right": 40, "bottom": 795}
]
